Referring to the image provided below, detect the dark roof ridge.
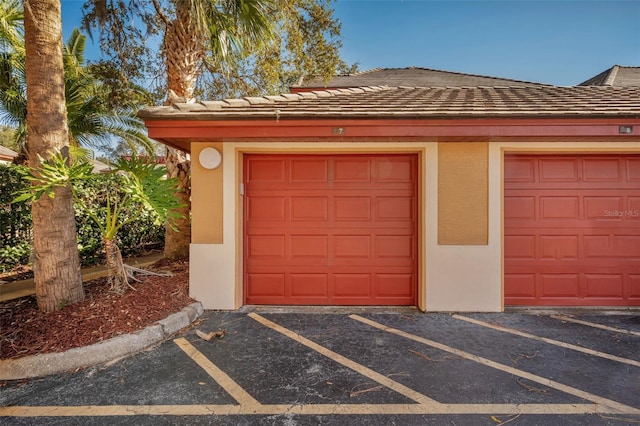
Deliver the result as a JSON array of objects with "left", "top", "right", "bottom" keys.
[
  {"left": 348, "top": 67, "right": 384, "bottom": 76},
  {"left": 383, "top": 66, "right": 551, "bottom": 86},
  {"left": 293, "top": 66, "right": 552, "bottom": 88},
  {"left": 578, "top": 65, "right": 640, "bottom": 86},
  {"left": 604, "top": 65, "right": 620, "bottom": 86}
]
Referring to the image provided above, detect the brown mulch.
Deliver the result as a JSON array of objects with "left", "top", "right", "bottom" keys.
[{"left": 0, "top": 259, "right": 194, "bottom": 360}]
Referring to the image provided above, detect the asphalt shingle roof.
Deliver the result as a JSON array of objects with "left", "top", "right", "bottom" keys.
[{"left": 139, "top": 85, "right": 640, "bottom": 121}]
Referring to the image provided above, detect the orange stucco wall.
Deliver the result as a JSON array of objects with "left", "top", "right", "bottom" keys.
[
  {"left": 437, "top": 142, "right": 489, "bottom": 245},
  {"left": 191, "top": 142, "right": 224, "bottom": 244}
]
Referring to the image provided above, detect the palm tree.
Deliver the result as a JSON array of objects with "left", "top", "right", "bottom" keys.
[
  {"left": 24, "top": 0, "right": 84, "bottom": 312},
  {"left": 11, "top": 3, "right": 155, "bottom": 312},
  {"left": 0, "top": 27, "right": 155, "bottom": 161},
  {"left": 153, "top": 0, "right": 276, "bottom": 260}
]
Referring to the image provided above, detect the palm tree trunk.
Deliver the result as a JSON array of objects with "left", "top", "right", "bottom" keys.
[
  {"left": 164, "top": 148, "right": 191, "bottom": 259},
  {"left": 161, "top": 3, "right": 202, "bottom": 260},
  {"left": 103, "top": 237, "right": 128, "bottom": 293},
  {"left": 24, "top": 0, "right": 83, "bottom": 312}
]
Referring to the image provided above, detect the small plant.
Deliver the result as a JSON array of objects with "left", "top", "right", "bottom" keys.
[
  {"left": 15, "top": 148, "right": 184, "bottom": 293},
  {"left": 0, "top": 241, "right": 31, "bottom": 273}
]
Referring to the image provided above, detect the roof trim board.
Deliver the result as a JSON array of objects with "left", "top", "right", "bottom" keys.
[{"left": 146, "top": 117, "right": 640, "bottom": 153}]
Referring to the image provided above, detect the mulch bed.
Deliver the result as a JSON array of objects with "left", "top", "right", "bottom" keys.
[{"left": 0, "top": 259, "right": 194, "bottom": 360}]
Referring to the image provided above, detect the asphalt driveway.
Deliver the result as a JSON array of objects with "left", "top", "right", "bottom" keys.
[{"left": 1, "top": 308, "right": 639, "bottom": 425}]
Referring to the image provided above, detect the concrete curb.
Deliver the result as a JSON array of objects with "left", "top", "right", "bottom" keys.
[{"left": 0, "top": 302, "right": 203, "bottom": 381}]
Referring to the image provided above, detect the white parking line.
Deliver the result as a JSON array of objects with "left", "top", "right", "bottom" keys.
[
  {"left": 551, "top": 315, "right": 640, "bottom": 337},
  {"left": 0, "top": 402, "right": 615, "bottom": 417},
  {"left": 453, "top": 315, "right": 640, "bottom": 368},
  {"left": 174, "top": 337, "right": 261, "bottom": 407},
  {"left": 350, "top": 314, "right": 640, "bottom": 415},
  {"left": 247, "top": 312, "right": 439, "bottom": 406},
  {"left": 2, "top": 314, "right": 639, "bottom": 419}
]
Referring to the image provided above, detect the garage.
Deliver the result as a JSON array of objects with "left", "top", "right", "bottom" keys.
[
  {"left": 244, "top": 154, "right": 417, "bottom": 305},
  {"left": 504, "top": 154, "right": 640, "bottom": 306}
]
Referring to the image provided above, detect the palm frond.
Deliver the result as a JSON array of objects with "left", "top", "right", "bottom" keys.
[
  {"left": 0, "top": 0, "right": 23, "bottom": 54},
  {"left": 204, "top": 0, "right": 276, "bottom": 65}
]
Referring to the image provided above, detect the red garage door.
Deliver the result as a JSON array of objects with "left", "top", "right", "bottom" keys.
[
  {"left": 244, "top": 154, "right": 417, "bottom": 305},
  {"left": 504, "top": 154, "right": 640, "bottom": 306}
]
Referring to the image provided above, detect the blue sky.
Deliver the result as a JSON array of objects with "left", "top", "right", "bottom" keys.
[{"left": 61, "top": 0, "right": 640, "bottom": 86}]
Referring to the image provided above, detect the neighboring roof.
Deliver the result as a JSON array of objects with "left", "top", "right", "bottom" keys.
[
  {"left": 291, "top": 67, "right": 551, "bottom": 91},
  {"left": 0, "top": 145, "right": 18, "bottom": 162},
  {"left": 140, "top": 85, "right": 640, "bottom": 121},
  {"left": 579, "top": 65, "right": 640, "bottom": 86},
  {"left": 90, "top": 158, "right": 111, "bottom": 173}
]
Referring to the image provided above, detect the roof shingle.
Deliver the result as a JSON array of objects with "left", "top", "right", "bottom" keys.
[
  {"left": 579, "top": 65, "right": 640, "bottom": 86},
  {"left": 291, "top": 66, "right": 550, "bottom": 89},
  {"left": 139, "top": 85, "right": 640, "bottom": 121}
]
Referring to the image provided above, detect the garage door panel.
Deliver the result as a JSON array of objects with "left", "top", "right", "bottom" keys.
[
  {"left": 584, "top": 274, "right": 624, "bottom": 298},
  {"left": 630, "top": 276, "right": 640, "bottom": 298},
  {"left": 539, "top": 158, "right": 579, "bottom": 182},
  {"left": 246, "top": 158, "right": 286, "bottom": 183},
  {"left": 247, "top": 196, "right": 286, "bottom": 220},
  {"left": 584, "top": 235, "right": 640, "bottom": 258},
  {"left": 377, "top": 197, "right": 414, "bottom": 221},
  {"left": 291, "top": 196, "right": 328, "bottom": 221},
  {"left": 376, "top": 158, "right": 414, "bottom": 182},
  {"left": 504, "top": 158, "right": 535, "bottom": 182},
  {"left": 504, "top": 274, "right": 536, "bottom": 298},
  {"left": 628, "top": 158, "right": 640, "bottom": 180},
  {"left": 504, "top": 235, "right": 536, "bottom": 259},
  {"left": 628, "top": 198, "right": 640, "bottom": 218},
  {"left": 290, "top": 235, "right": 328, "bottom": 260},
  {"left": 334, "top": 159, "right": 371, "bottom": 182},
  {"left": 540, "top": 196, "right": 580, "bottom": 219},
  {"left": 376, "top": 235, "right": 414, "bottom": 259},
  {"left": 290, "top": 274, "right": 328, "bottom": 297},
  {"left": 290, "top": 158, "right": 329, "bottom": 182},
  {"left": 540, "top": 274, "right": 580, "bottom": 298},
  {"left": 541, "top": 235, "right": 578, "bottom": 260},
  {"left": 504, "top": 196, "right": 535, "bottom": 220},
  {"left": 247, "top": 274, "right": 285, "bottom": 297},
  {"left": 505, "top": 154, "right": 640, "bottom": 306},
  {"left": 334, "top": 274, "right": 372, "bottom": 297},
  {"left": 245, "top": 154, "right": 417, "bottom": 305},
  {"left": 377, "top": 274, "right": 414, "bottom": 297},
  {"left": 247, "top": 235, "right": 285, "bottom": 259},
  {"left": 334, "top": 197, "right": 371, "bottom": 221},
  {"left": 334, "top": 235, "right": 371, "bottom": 259},
  {"left": 582, "top": 158, "right": 623, "bottom": 182},
  {"left": 585, "top": 196, "right": 624, "bottom": 220}
]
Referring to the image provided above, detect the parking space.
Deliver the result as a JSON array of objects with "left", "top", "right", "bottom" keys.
[{"left": 1, "top": 309, "right": 639, "bottom": 425}]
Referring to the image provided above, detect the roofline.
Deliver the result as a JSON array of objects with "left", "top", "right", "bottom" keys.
[
  {"left": 144, "top": 117, "right": 640, "bottom": 153},
  {"left": 291, "top": 66, "right": 552, "bottom": 89}
]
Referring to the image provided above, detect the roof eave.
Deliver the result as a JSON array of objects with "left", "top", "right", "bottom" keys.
[{"left": 144, "top": 116, "right": 640, "bottom": 153}]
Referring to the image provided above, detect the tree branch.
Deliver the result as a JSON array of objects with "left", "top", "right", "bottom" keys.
[{"left": 150, "top": 0, "right": 171, "bottom": 27}]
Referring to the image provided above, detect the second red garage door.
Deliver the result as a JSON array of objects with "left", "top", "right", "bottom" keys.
[
  {"left": 244, "top": 154, "right": 417, "bottom": 305},
  {"left": 504, "top": 154, "right": 640, "bottom": 306}
]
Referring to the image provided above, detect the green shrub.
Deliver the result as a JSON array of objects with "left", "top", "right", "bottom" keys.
[
  {"left": 0, "top": 241, "right": 31, "bottom": 273},
  {"left": 0, "top": 164, "right": 165, "bottom": 272}
]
